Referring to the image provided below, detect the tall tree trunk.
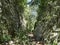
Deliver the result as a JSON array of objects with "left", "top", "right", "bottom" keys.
[{"left": 0, "top": 0, "right": 24, "bottom": 38}]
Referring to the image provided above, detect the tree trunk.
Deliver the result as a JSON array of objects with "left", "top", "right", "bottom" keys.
[{"left": 1, "top": 0, "right": 24, "bottom": 38}]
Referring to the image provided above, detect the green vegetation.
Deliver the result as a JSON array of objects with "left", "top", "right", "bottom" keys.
[{"left": 0, "top": 0, "right": 60, "bottom": 45}]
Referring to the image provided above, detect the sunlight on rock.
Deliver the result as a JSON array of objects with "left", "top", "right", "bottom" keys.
[
  {"left": 9, "top": 41, "right": 15, "bottom": 45},
  {"left": 58, "top": 42, "right": 60, "bottom": 45},
  {"left": 50, "top": 33, "right": 58, "bottom": 39},
  {"left": 27, "top": 5, "right": 29, "bottom": 7}
]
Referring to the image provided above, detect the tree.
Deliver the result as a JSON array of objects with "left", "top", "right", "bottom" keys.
[{"left": 0, "top": 0, "right": 25, "bottom": 43}]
